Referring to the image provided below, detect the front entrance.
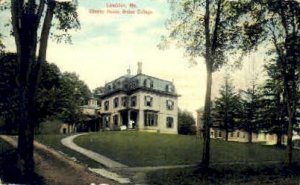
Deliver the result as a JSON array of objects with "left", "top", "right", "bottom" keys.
[{"left": 120, "top": 110, "right": 138, "bottom": 129}]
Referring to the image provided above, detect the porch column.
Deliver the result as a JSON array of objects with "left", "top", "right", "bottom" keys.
[
  {"left": 138, "top": 110, "right": 144, "bottom": 130},
  {"left": 127, "top": 110, "right": 131, "bottom": 128},
  {"left": 118, "top": 113, "right": 122, "bottom": 127}
]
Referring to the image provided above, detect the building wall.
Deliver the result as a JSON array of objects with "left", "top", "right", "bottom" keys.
[
  {"left": 136, "top": 91, "right": 178, "bottom": 134},
  {"left": 100, "top": 90, "right": 178, "bottom": 134}
]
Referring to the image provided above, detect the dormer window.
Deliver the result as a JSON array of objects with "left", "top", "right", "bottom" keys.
[
  {"left": 165, "top": 84, "right": 174, "bottom": 93},
  {"left": 165, "top": 85, "right": 169, "bottom": 92},
  {"left": 144, "top": 96, "right": 153, "bottom": 107},
  {"left": 143, "top": 79, "right": 154, "bottom": 88},
  {"left": 150, "top": 81, "right": 153, "bottom": 88}
]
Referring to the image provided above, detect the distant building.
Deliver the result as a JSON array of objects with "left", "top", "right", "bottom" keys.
[
  {"left": 96, "top": 62, "right": 179, "bottom": 134},
  {"left": 196, "top": 108, "right": 298, "bottom": 145}
]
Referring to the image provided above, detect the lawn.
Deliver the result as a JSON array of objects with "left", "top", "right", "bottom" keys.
[
  {"left": 74, "top": 131, "right": 300, "bottom": 167},
  {"left": 146, "top": 164, "right": 300, "bottom": 185},
  {"left": 35, "top": 134, "right": 104, "bottom": 168}
]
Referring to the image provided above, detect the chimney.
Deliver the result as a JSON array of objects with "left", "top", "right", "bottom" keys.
[
  {"left": 127, "top": 66, "right": 131, "bottom": 75},
  {"left": 137, "top": 62, "right": 142, "bottom": 74}
]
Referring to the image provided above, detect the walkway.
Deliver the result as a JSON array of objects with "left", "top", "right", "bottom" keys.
[{"left": 61, "top": 133, "right": 127, "bottom": 168}]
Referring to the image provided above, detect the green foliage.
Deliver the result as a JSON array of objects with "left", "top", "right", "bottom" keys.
[
  {"left": 0, "top": 53, "right": 19, "bottom": 133},
  {"left": 259, "top": 61, "right": 287, "bottom": 137},
  {"left": 0, "top": 52, "right": 91, "bottom": 132},
  {"left": 37, "top": 120, "right": 63, "bottom": 135},
  {"left": 212, "top": 75, "right": 242, "bottom": 134},
  {"left": 56, "top": 72, "right": 91, "bottom": 123},
  {"left": 239, "top": 83, "right": 262, "bottom": 135},
  {"left": 51, "top": 1, "right": 80, "bottom": 44},
  {"left": 178, "top": 110, "right": 196, "bottom": 135},
  {"left": 162, "top": 0, "right": 248, "bottom": 68}
]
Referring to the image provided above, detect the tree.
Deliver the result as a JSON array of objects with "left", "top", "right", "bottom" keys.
[
  {"left": 8, "top": 0, "right": 80, "bottom": 181},
  {"left": 56, "top": 72, "right": 91, "bottom": 124},
  {"left": 242, "top": 0, "right": 300, "bottom": 165},
  {"left": 212, "top": 74, "right": 241, "bottom": 141},
  {"left": 260, "top": 61, "right": 287, "bottom": 146},
  {"left": 178, "top": 109, "right": 196, "bottom": 135},
  {"left": 162, "top": 0, "right": 248, "bottom": 167},
  {"left": 35, "top": 62, "right": 63, "bottom": 121},
  {"left": 0, "top": 53, "right": 19, "bottom": 133},
  {"left": 239, "top": 81, "right": 262, "bottom": 143}
]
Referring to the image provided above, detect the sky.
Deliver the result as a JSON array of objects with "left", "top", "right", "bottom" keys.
[{"left": 0, "top": 0, "right": 269, "bottom": 116}]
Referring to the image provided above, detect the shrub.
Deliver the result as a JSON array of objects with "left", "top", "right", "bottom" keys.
[{"left": 37, "top": 120, "right": 63, "bottom": 135}]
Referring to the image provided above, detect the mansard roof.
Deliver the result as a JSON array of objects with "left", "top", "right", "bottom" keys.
[{"left": 100, "top": 73, "right": 179, "bottom": 98}]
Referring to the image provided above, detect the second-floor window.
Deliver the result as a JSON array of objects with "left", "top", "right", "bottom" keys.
[
  {"left": 113, "top": 97, "right": 119, "bottom": 108},
  {"left": 144, "top": 96, "right": 153, "bottom": 107},
  {"left": 104, "top": 101, "right": 109, "bottom": 111},
  {"left": 121, "top": 96, "right": 128, "bottom": 107},
  {"left": 131, "top": 96, "right": 137, "bottom": 107},
  {"left": 166, "top": 100, "right": 174, "bottom": 110}
]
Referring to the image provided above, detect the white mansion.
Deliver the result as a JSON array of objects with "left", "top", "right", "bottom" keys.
[{"left": 96, "top": 63, "right": 179, "bottom": 134}]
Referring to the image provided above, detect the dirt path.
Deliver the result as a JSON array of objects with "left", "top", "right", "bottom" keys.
[{"left": 0, "top": 135, "right": 118, "bottom": 185}]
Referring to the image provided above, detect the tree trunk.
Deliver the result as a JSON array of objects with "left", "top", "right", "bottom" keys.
[
  {"left": 225, "top": 129, "right": 228, "bottom": 141},
  {"left": 201, "top": 65, "right": 213, "bottom": 168},
  {"left": 248, "top": 131, "right": 252, "bottom": 143},
  {"left": 276, "top": 133, "right": 282, "bottom": 146}
]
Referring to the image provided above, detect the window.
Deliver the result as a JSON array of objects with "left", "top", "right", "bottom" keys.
[
  {"left": 166, "top": 100, "right": 174, "bottom": 110},
  {"left": 104, "top": 101, "right": 109, "bottom": 111},
  {"left": 144, "top": 112, "right": 158, "bottom": 126},
  {"left": 150, "top": 81, "right": 153, "bottom": 88},
  {"left": 218, "top": 131, "right": 222, "bottom": 137},
  {"left": 121, "top": 96, "right": 128, "bottom": 107},
  {"left": 210, "top": 132, "right": 214, "bottom": 136},
  {"left": 166, "top": 84, "right": 174, "bottom": 93},
  {"left": 237, "top": 132, "right": 240, "bottom": 138},
  {"left": 113, "top": 97, "right": 119, "bottom": 108},
  {"left": 144, "top": 96, "right": 153, "bottom": 107},
  {"left": 166, "top": 117, "right": 174, "bottom": 128},
  {"left": 131, "top": 96, "right": 137, "bottom": 107},
  {"left": 104, "top": 115, "right": 110, "bottom": 127},
  {"left": 230, "top": 132, "right": 234, "bottom": 137},
  {"left": 143, "top": 79, "right": 154, "bottom": 88},
  {"left": 113, "top": 115, "right": 118, "bottom": 126},
  {"left": 165, "top": 85, "right": 169, "bottom": 92}
]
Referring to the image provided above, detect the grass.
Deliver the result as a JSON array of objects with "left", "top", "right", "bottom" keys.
[
  {"left": 74, "top": 131, "right": 300, "bottom": 167},
  {"left": 146, "top": 164, "right": 300, "bottom": 185},
  {"left": 34, "top": 134, "right": 104, "bottom": 168}
]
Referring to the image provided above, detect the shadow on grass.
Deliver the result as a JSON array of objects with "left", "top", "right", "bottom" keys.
[
  {"left": 146, "top": 163, "right": 300, "bottom": 185},
  {"left": 0, "top": 148, "right": 45, "bottom": 185}
]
